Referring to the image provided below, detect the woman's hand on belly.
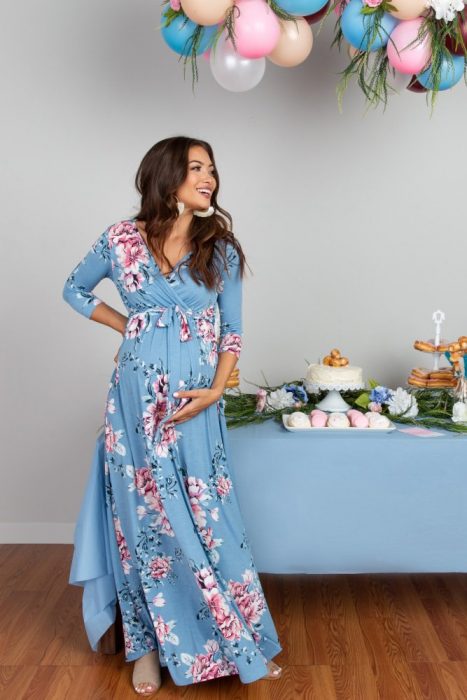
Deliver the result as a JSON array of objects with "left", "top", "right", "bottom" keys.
[{"left": 169, "top": 388, "right": 223, "bottom": 424}]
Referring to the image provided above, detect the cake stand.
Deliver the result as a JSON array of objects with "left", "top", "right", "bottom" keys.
[{"left": 303, "top": 379, "right": 365, "bottom": 413}]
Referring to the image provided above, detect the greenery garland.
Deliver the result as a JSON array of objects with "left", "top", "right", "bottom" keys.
[{"left": 224, "top": 380, "right": 467, "bottom": 433}]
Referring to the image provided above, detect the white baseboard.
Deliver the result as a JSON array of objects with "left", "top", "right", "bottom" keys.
[{"left": 0, "top": 522, "right": 76, "bottom": 544}]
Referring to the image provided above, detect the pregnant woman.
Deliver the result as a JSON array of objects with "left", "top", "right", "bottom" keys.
[{"left": 62, "top": 136, "right": 282, "bottom": 695}]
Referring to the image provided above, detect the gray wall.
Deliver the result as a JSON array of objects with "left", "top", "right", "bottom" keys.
[{"left": 2, "top": 0, "right": 466, "bottom": 541}]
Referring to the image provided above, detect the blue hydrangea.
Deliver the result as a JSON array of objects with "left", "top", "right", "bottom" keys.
[
  {"left": 283, "top": 383, "right": 308, "bottom": 404},
  {"left": 369, "top": 385, "right": 391, "bottom": 404}
]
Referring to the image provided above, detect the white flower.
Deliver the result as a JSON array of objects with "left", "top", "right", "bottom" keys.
[
  {"left": 425, "top": 0, "right": 464, "bottom": 22},
  {"left": 452, "top": 401, "right": 467, "bottom": 423},
  {"left": 265, "top": 387, "right": 296, "bottom": 411},
  {"left": 386, "top": 387, "right": 419, "bottom": 418}
]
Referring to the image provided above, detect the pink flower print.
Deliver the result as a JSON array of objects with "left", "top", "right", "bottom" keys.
[
  {"left": 216, "top": 476, "right": 232, "bottom": 499},
  {"left": 145, "top": 490, "right": 163, "bottom": 513},
  {"left": 125, "top": 313, "right": 147, "bottom": 339},
  {"left": 228, "top": 571, "right": 266, "bottom": 628},
  {"left": 189, "top": 655, "right": 237, "bottom": 682},
  {"left": 170, "top": 0, "right": 181, "bottom": 9},
  {"left": 106, "top": 396, "right": 116, "bottom": 414},
  {"left": 155, "top": 421, "right": 181, "bottom": 457},
  {"left": 153, "top": 372, "right": 169, "bottom": 397},
  {"left": 219, "top": 332, "right": 242, "bottom": 358},
  {"left": 134, "top": 467, "right": 156, "bottom": 496},
  {"left": 363, "top": 0, "right": 383, "bottom": 5},
  {"left": 203, "top": 589, "right": 230, "bottom": 621},
  {"left": 186, "top": 476, "right": 211, "bottom": 528},
  {"left": 107, "top": 220, "right": 140, "bottom": 248},
  {"left": 182, "top": 640, "right": 238, "bottom": 682},
  {"left": 178, "top": 309, "right": 192, "bottom": 341},
  {"left": 154, "top": 511, "right": 175, "bottom": 537},
  {"left": 218, "top": 612, "right": 242, "bottom": 641},
  {"left": 200, "top": 527, "right": 223, "bottom": 550},
  {"left": 123, "top": 627, "right": 135, "bottom": 654},
  {"left": 116, "top": 239, "right": 148, "bottom": 274},
  {"left": 195, "top": 566, "right": 217, "bottom": 590},
  {"left": 152, "top": 592, "right": 165, "bottom": 607},
  {"left": 121, "top": 270, "right": 144, "bottom": 293},
  {"left": 113, "top": 517, "right": 132, "bottom": 574},
  {"left": 143, "top": 399, "right": 168, "bottom": 440},
  {"left": 149, "top": 555, "right": 172, "bottom": 580},
  {"left": 237, "top": 589, "right": 265, "bottom": 627},
  {"left": 154, "top": 615, "right": 171, "bottom": 644},
  {"left": 196, "top": 318, "right": 216, "bottom": 343},
  {"left": 105, "top": 420, "right": 126, "bottom": 456}
]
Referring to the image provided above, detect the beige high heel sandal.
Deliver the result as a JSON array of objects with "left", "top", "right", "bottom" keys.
[
  {"left": 263, "top": 660, "right": 282, "bottom": 679},
  {"left": 132, "top": 651, "right": 161, "bottom": 696}
]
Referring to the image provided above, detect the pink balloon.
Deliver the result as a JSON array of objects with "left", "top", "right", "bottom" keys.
[
  {"left": 234, "top": 0, "right": 281, "bottom": 58},
  {"left": 387, "top": 18, "right": 432, "bottom": 75}
]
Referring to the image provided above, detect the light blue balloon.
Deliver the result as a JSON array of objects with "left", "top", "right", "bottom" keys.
[
  {"left": 341, "top": 0, "right": 398, "bottom": 52},
  {"left": 161, "top": 14, "right": 217, "bottom": 57},
  {"left": 276, "top": 0, "right": 328, "bottom": 15},
  {"left": 417, "top": 53, "right": 465, "bottom": 91}
]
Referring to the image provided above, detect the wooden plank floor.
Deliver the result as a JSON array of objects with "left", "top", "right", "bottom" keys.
[{"left": 1, "top": 545, "right": 467, "bottom": 699}]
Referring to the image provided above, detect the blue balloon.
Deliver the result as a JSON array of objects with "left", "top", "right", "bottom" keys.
[
  {"left": 276, "top": 0, "right": 328, "bottom": 14},
  {"left": 417, "top": 53, "right": 465, "bottom": 91},
  {"left": 341, "top": 0, "right": 398, "bottom": 52},
  {"left": 161, "top": 15, "right": 217, "bottom": 57}
]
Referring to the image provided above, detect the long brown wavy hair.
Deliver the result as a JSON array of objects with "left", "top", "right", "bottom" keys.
[{"left": 132, "top": 136, "right": 248, "bottom": 289}]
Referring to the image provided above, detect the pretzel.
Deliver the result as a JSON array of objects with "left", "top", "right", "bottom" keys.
[
  {"left": 323, "top": 348, "right": 350, "bottom": 367},
  {"left": 414, "top": 340, "right": 437, "bottom": 352}
]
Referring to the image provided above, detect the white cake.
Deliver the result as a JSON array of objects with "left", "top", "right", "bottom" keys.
[{"left": 306, "top": 363, "right": 364, "bottom": 390}]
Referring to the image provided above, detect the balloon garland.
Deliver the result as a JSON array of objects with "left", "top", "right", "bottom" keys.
[{"left": 160, "top": 0, "right": 467, "bottom": 106}]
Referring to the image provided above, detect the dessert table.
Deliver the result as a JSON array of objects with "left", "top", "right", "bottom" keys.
[
  {"left": 227, "top": 419, "right": 467, "bottom": 574},
  {"left": 69, "top": 416, "right": 467, "bottom": 650}
]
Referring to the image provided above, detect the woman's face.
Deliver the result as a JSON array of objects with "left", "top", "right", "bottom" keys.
[{"left": 176, "top": 145, "right": 217, "bottom": 212}]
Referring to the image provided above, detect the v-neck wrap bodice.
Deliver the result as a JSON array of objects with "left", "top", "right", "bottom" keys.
[{"left": 63, "top": 218, "right": 244, "bottom": 421}]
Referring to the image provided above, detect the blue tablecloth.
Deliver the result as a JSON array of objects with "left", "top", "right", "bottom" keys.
[
  {"left": 228, "top": 420, "right": 467, "bottom": 574},
  {"left": 69, "top": 418, "right": 467, "bottom": 649}
]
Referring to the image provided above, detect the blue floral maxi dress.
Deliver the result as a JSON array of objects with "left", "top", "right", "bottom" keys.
[{"left": 62, "top": 218, "right": 282, "bottom": 685}]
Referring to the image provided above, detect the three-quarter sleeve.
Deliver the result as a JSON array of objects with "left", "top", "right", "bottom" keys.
[
  {"left": 216, "top": 242, "right": 243, "bottom": 359},
  {"left": 62, "top": 229, "right": 112, "bottom": 319}
]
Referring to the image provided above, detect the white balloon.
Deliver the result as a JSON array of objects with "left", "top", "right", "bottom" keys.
[{"left": 210, "top": 33, "right": 266, "bottom": 92}]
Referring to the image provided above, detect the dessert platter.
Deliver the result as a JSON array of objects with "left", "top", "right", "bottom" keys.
[
  {"left": 304, "top": 348, "right": 365, "bottom": 412},
  {"left": 282, "top": 409, "right": 395, "bottom": 433}
]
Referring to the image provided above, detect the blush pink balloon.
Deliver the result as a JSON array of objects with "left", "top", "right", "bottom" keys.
[
  {"left": 387, "top": 18, "right": 432, "bottom": 75},
  {"left": 234, "top": 0, "right": 281, "bottom": 58}
]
